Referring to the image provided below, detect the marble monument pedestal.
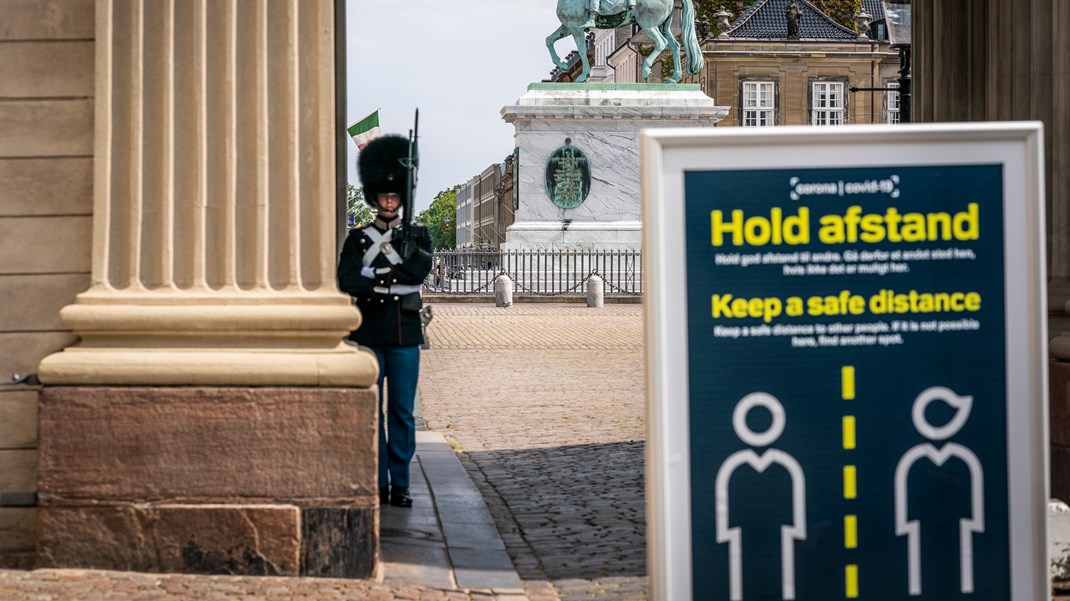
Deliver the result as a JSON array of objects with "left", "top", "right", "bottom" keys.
[{"left": 500, "top": 83, "right": 727, "bottom": 250}]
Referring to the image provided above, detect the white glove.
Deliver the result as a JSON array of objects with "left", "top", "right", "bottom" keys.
[{"left": 360, "top": 266, "right": 375, "bottom": 279}]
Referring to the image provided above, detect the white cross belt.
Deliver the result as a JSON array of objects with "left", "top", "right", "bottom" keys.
[{"left": 361, "top": 227, "right": 403, "bottom": 267}]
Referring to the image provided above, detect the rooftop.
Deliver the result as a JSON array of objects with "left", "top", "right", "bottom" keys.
[{"left": 726, "top": 0, "right": 878, "bottom": 40}]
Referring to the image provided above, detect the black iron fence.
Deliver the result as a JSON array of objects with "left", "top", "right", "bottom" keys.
[{"left": 425, "top": 249, "right": 643, "bottom": 296}]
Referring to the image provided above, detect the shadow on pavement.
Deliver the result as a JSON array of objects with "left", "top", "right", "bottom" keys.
[{"left": 463, "top": 440, "right": 647, "bottom": 582}]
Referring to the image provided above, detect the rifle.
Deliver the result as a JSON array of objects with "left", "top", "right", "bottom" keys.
[{"left": 397, "top": 108, "right": 419, "bottom": 258}]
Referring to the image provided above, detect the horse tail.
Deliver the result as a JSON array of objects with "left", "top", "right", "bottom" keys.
[{"left": 681, "top": 0, "right": 705, "bottom": 75}]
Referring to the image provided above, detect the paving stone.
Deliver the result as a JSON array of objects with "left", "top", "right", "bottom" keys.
[
  {"left": 450, "top": 548, "right": 524, "bottom": 591},
  {"left": 0, "top": 568, "right": 487, "bottom": 600},
  {"left": 420, "top": 304, "right": 647, "bottom": 601},
  {"left": 441, "top": 522, "right": 507, "bottom": 550},
  {"left": 381, "top": 541, "right": 453, "bottom": 590},
  {"left": 434, "top": 494, "right": 497, "bottom": 526}
]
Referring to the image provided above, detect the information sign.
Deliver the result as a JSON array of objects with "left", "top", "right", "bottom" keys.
[{"left": 642, "top": 124, "right": 1048, "bottom": 601}]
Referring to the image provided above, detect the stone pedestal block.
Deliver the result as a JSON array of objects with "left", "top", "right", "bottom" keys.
[
  {"left": 37, "top": 387, "right": 379, "bottom": 578},
  {"left": 37, "top": 505, "right": 301, "bottom": 576},
  {"left": 301, "top": 507, "right": 377, "bottom": 578},
  {"left": 500, "top": 83, "right": 728, "bottom": 250}
]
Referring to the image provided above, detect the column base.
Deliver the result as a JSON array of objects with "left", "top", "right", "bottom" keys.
[
  {"left": 36, "top": 386, "right": 379, "bottom": 578},
  {"left": 37, "top": 290, "right": 378, "bottom": 387},
  {"left": 38, "top": 344, "right": 377, "bottom": 387},
  {"left": 38, "top": 504, "right": 303, "bottom": 575}
]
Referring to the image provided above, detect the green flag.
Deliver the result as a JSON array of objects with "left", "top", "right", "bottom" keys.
[{"left": 347, "top": 110, "right": 380, "bottom": 149}]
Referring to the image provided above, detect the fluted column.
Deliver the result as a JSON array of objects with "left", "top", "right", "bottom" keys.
[
  {"left": 914, "top": 0, "right": 1070, "bottom": 314},
  {"left": 1048, "top": 0, "right": 1070, "bottom": 307},
  {"left": 38, "top": 0, "right": 375, "bottom": 386}
]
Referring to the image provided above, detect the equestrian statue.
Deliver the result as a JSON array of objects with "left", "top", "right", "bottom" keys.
[{"left": 546, "top": 0, "right": 704, "bottom": 83}]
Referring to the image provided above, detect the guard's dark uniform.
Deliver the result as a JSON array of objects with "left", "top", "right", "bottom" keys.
[{"left": 338, "top": 217, "right": 432, "bottom": 348}]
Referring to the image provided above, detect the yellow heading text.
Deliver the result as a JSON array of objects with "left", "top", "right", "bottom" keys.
[
  {"left": 711, "top": 289, "right": 982, "bottom": 323},
  {"left": 711, "top": 204, "right": 980, "bottom": 247}
]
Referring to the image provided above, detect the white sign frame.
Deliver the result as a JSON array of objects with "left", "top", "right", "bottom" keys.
[{"left": 641, "top": 123, "right": 1048, "bottom": 601}]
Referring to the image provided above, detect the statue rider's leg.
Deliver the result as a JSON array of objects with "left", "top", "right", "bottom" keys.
[{"left": 583, "top": 0, "right": 598, "bottom": 29}]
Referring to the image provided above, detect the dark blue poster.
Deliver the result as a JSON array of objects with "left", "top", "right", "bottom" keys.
[{"left": 684, "top": 165, "right": 1008, "bottom": 601}]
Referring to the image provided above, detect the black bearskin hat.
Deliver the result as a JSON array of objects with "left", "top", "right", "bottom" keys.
[{"left": 358, "top": 134, "right": 412, "bottom": 209}]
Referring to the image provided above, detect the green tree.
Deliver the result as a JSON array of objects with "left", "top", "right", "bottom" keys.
[
  {"left": 415, "top": 186, "right": 458, "bottom": 250},
  {"left": 346, "top": 184, "right": 374, "bottom": 228},
  {"left": 693, "top": 0, "right": 759, "bottom": 35},
  {"left": 810, "top": 0, "right": 863, "bottom": 30}
]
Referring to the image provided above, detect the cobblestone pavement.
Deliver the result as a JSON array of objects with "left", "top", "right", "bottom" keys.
[
  {"left": 0, "top": 568, "right": 495, "bottom": 600},
  {"left": 420, "top": 304, "right": 648, "bottom": 601}
]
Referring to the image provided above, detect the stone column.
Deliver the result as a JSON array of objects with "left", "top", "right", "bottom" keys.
[
  {"left": 35, "top": 0, "right": 379, "bottom": 578},
  {"left": 913, "top": 0, "right": 1070, "bottom": 323},
  {"left": 38, "top": 0, "right": 374, "bottom": 386}
]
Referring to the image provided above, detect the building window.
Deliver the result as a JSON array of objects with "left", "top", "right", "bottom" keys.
[
  {"left": 811, "top": 81, "right": 845, "bottom": 125},
  {"left": 617, "top": 53, "right": 637, "bottom": 83},
  {"left": 742, "top": 81, "right": 775, "bottom": 127},
  {"left": 595, "top": 30, "right": 615, "bottom": 66},
  {"left": 887, "top": 81, "right": 901, "bottom": 124}
]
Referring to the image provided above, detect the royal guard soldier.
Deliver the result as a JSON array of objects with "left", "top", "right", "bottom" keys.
[{"left": 338, "top": 134, "right": 433, "bottom": 508}]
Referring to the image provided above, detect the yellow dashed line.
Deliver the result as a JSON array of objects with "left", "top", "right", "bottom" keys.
[
  {"left": 842, "top": 416, "right": 856, "bottom": 450},
  {"left": 844, "top": 515, "right": 857, "bottom": 549},
  {"left": 842, "top": 366, "right": 855, "bottom": 400},
  {"left": 843, "top": 465, "right": 857, "bottom": 499},
  {"left": 845, "top": 564, "right": 859, "bottom": 598},
  {"left": 842, "top": 366, "right": 859, "bottom": 595}
]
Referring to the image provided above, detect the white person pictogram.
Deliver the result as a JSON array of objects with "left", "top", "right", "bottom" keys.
[
  {"left": 894, "top": 386, "right": 984, "bottom": 596},
  {"left": 715, "top": 392, "right": 807, "bottom": 601}
]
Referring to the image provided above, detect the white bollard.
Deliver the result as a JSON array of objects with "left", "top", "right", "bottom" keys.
[
  {"left": 1051, "top": 499, "right": 1070, "bottom": 587},
  {"left": 1052, "top": 333, "right": 1070, "bottom": 360},
  {"left": 586, "top": 274, "right": 604, "bottom": 308},
  {"left": 494, "top": 274, "right": 513, "bottom": 307}
]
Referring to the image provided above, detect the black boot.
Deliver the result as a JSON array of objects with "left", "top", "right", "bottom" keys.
[
  {"left": 390, "top": 486, "right": 413, "bottom": 508},
  {"left": 379, "top": 486, "right": 390, "bottom": 505}
]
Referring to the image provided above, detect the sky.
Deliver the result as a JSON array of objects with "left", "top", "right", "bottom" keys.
[{"left": 345, "top": 1, "right": 568, "bottom": 213}]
